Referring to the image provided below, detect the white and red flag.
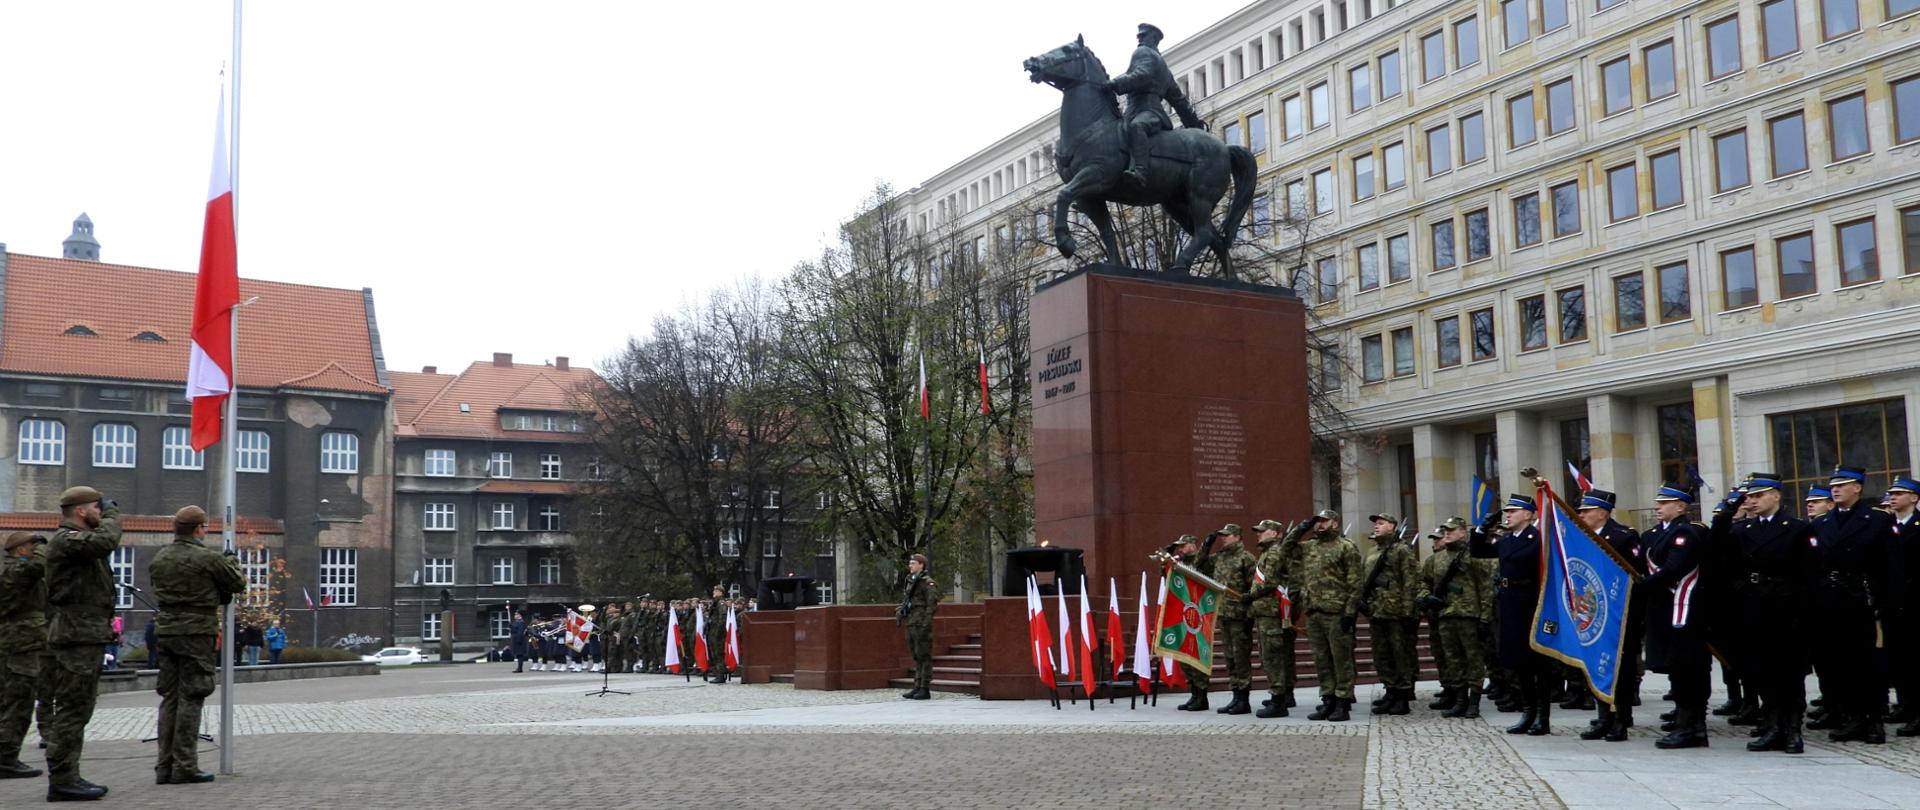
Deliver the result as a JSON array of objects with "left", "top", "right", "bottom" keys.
[
  {"left": 188, "top": 81, "right": 239, "bottom": 451},
  {"left": 1054, "top": 582, "right": 1073, "bottom": 679},
  {"left": 977, "top": 345, "right": 991, "bottom": 415},
  {"left": 1105, "top": 578, "right": 1126, "bottom": 678},
  {"left": 301, "top": 587, "right": 314, "bottom": 610},
  {"left": 1076, "top": 575, "right": 1096, "bottom": 695},
  {"left": 1568, "top": 461, "right": 1594, "bottom": 493},
  {"left": 917, "top": 351, "right": 930, "bottom": 421},
  {"left": 693, "top": 603, "right": 710, "bottom": 671},
  {"left": 564, "top": 610, "right": 594, "bottom": 652},
  {"left": 1156, "top": 574, "right": 1187, "bottom": 689},
  {"left": 664, "top": 610, "right": 683, "bottom": 673},
  {"left": 1254, "top": 566, "right": 1294, "bottom": 625},
  {"left": 1132, "top": 572, "right": 1152, "bottom": 693},
  {"left": 724, "top": 605, "right": 741, "bottom": 669},
  {"left": 1024, "top": 576, "right": 1056, "bottom": 688}
]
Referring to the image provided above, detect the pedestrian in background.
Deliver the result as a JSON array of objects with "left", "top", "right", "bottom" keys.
[{"left": 264, "top": 620, "right": 287, "bottom": 666}]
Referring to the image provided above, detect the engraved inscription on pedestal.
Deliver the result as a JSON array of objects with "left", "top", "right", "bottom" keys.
[
  {"left": 1034, "top": 339, "right": 1087, "bottom": 403},
  {"left": 1191, "top": 403, "right": 1247, "bottom": 513}
]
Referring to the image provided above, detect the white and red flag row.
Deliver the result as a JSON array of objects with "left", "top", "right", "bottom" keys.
[{"left": 1017, "top": 574, "right": 1192, "bottom": 694}]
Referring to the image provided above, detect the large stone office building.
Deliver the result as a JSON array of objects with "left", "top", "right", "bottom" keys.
[{"left": 897, "top": 0, "right": 1920, "bottom": 529}]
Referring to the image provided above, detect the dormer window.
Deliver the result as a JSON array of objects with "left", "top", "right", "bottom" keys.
[
  {"left": 132, "top": 331, "right": 166, "bottom": 342},
  {"left": 64, "top": 324, "right": 97, "bottom": 336}
]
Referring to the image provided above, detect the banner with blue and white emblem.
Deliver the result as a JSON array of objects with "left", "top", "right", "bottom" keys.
[{"left": 1528, "top": 479, "right": 1637, "bottom": 705}]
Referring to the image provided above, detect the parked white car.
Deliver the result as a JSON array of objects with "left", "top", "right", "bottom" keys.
[{"left": 361, "top": 646, "right": 425, "bottom": 666}]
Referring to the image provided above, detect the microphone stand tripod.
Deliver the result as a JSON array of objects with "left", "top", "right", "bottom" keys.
[
  {"left": 583, "top": 633, "right": 628, "bottom": 698},
  {"left": 124, "top": 584, "right": 217, "bottom": 744}
]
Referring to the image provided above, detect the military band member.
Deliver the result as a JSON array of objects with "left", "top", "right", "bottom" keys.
[
  {"left": 1811, "top": 465, "right": 1896, "bottom": 744},
  {"left": 1711, "top": 474, "right": 1814, "bottom": 754},
  {"left": 1885, "top": 476, "right": 1918, "bottom": 737},
  {"left": 899, "top": 555, "right": 936, "bottom": 700},
  {"left": 1300, "top": 512, "right": 1362, "bottom": 722},
  {"left": 1574, "top": 489, "right": 1644, "bottom": 742},
  {"left": 1418, "top": 517, "right": 1492, "bottom": 718},
  {"left": 1471, "top": 494, "right": 1554, "bottom": 735},
  {"left": 1643, "top": 484, "right": 1711, "bottom": 749},
  {"left": 1245, "top": 519, "right": 1297, "bottom": 718},
  {"left": 0, "top": 532, "right": 48, "bottom": 780},
  {"left": 1201, "top": 524, "right": 1257, "bottom": 716},
  {"left": 1359, "top": 514, "right": 1420, "bottom": 716}
]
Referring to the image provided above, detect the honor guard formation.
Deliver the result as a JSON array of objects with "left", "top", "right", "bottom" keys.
[
  {"left": 1149, "top": 463, "right": 1919, "bottom": 755},
  {"left": 506, "top": 587, "right": 754, "bottom": 683}
]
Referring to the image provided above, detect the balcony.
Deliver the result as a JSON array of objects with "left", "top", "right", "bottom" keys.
[{"left": 474, "top": 530, "right": 575, "bottom": 548}]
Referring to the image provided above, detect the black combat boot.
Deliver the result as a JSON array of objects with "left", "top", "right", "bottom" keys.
[
  {"left": 1307, "top": 695, "right": 1335, "bottom": 720},
  {"left": 1462, "top": 687, "right": 1483, "bottom": 719},
  {"left": 1808, "top": 707, "right": 1843, "bottom": 729},
  {"left": 1729, "top": 701, "right": 1765, "bottom": 726},
  {"left": 1605, "top": 703, "right": 1633, "bottom": 742},
  {"left": 46, "top": 779, "right": 108, "bottom": 802},
  {"left": 1372, "top": 689, "right": 1392, "bottom": 710},
  {"left": 1748, "top": 707, "right": 1786, "bottom": 751},
  {"left": 170, "top": 771, "right": 216, "bottom": 784},
  {"left": 1441, "top": 687, "right": 1469, "bottom": 718},
  {"left": 1176, "top": 687, "right": 1205, "bottom": 711},
  {"left": 1783, "top": 709, "right": 1806, "bottom": 754},
  {"left": 1428, "top": 686, "right": 1457, "bottom": 711},
  {"left": 908, "top": 688, "right": 930, "bottom": 701},
  {"left": 1898, "top": 717, "right": 1920, "bottom": 737},
  {"left": 1580, "top": 706, "right": 1614, "bottom": 740},
  {"left": 1527, "top": 695, "right": 1553, "bottom": 735},
  {"left": 1226, "top": 689, "right": 1254, "bottom": 715},
  {"left": 1282, "top": 692, "right": 1296, "bottom": 708},
  {"left": 1655, "top": 707, "right": 1709, "bottom": 749},
  {"left": 1712, "top": 686, "right": 1742, "bottom": 717},
  {"left": 1327, "top": 697, "right": 1352, "bottom": 722},
  {"left": 0, "top": 760, "right": 40, "bottom": 779},
  {"left": 1255, "top": 694, "right": 1289, "bottom": 718},
  {"left": 1386, "top": 691, "right": 1411, "bottom": 715},
  {"left": 1506, "top": 681, "right": 1537, "bottom": 734}
]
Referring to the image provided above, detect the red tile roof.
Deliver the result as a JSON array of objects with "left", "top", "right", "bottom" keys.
[
  {"left": 0, "top": 513, "right": 284, "bottom": 534},
  {"left": 0, "top": 253, "right": 387, "bottom": 395},
  {"left": 392, "top": 359, "right": 603, "bottom": 441}
]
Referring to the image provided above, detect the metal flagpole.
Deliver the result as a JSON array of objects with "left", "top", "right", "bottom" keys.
[{"left": 219, "top": 0, "right": 243, "bottom": 776}]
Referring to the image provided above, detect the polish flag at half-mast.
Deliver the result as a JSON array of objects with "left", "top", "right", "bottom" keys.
[{"left": 188, "top": 80, "right": 239, "bottom": 452}]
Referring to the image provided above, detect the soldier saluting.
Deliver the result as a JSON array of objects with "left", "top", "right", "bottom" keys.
[
  {"left": 0, "top": 531, "right": 50, "bottom": 779},
  {"left": 149, "top": 506, "right": 245, "bottom": 785},
  {"left": 40, "top": 486, "right": 121, "bottom": 801},
  {"left": 1104, "top": 23, "right": 1207, "bottom": 188}
]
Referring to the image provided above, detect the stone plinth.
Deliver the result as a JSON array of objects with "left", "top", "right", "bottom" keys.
[{"left": 1030, "top": 264, "right": 1313, "bottom": 592}]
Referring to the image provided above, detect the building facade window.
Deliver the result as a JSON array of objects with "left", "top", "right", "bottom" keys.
[
  {"left": 91, "top": 423, "right": 135, "bottom": 468},
  {"left": 1310, "top": 82, "right": 1331, "bottom": 128},
  {"left": 1543, "top": 0, "right": 1569, "bottom": 30},
  {"left": 1658, "top": 262, "right": 1692, "bottom": 322},
  {"left": 1508, "top": 92, "right": 1536, "bottom": 147},
  {"left": 1546, "top": 78, "right": 1575, "bottom": 135},
  {"left": 1770, "top": 399, "right": 1910, "bottom": 501},
  {"left": 1316, "top": 256, "right": 1340, "bottom": 301},
  {"left": 719, "top": 527, "right": 742, "bottom": 557},
  {"left": 425, "top": 503, "right": 456, "bottom": 531},
  {"left": 1905, "top": 205, "right": 1920, "bottom": 275},
  {"left": 490, "top": 609, "right": 511, "bottom": 640},
  {"left": 1835, "top": 218, "right": 1879, "bottom": 286},
  {"left": 1762, "top": 0, "right": 1799, "bottom": 60},
  {"left": 539, "top": 556, "right": 561, "bottom": 584},
  {"left": 161, "top": 426, "right": 205, "bottom": 470},
  {"left": 1383, "top": 142, "right": 1405, "bottom": 190},
  {"left": 240, "top": 547, "right": 270, "bottom": 606},
  {"left": 1722, "top": 247, "right": 1760, "bottom": 309},
  {"left": 1313, "top": 168, "right": 1334, "bottom": 214},
  {"left": 423, "top": 612, "right": 441, "bottom": 641},
  {"left": 491, "top": 557, "right": 515, "bottom": 585},
  {"left": 16, "top": 419, "right": 65, "bottom": 466},
  {"left": 1714, "top": 130, "right": 1750, "bottom": 192},
  {"left": 1427, "top": 125, "right": 1451, "bottom": 175},
  {"left": 425, "top": 557, "right": 454, "bottom": 585},
  {"left": 1658, "top": 402, "right": 1700, "bottom": 489},
  {"left": 1248, "top": 110, "right": 1267, "bottom": 154},
  {"left": 1706, "top": 16, "right": 1743, "bottom": 79},
  {"left": 1354, "top": 154, "right": 1375, "bottom": 199},
  {"left": 1350, "top": 63, "right": 1372, "bottom": 110},
  {"left": 1550, "top": 181, "right": 1580, "bottom": 237},
  {"left": 110, "top": 547, "right": 134, "bottom": 609},
  {"left": 1422, "top": 31, "right": 1446, "bottom": 81},
  {"left": 1895, "top": 0, "right": 1920, "bottom": 18},
  {"left": 1391, "top": 327, "right": 1415, "bottom": 376},
  {"left": 1827, "top": 93, "right": 1870, "bottom": 161},
  {"left": 1380, "top": 51, "right": 1402, "bottom": 99},
  {"left": 1465, "top": 208, "right": 1491, "bottom": 261},
  {"left": 320, "top": 548, "right": 357, "bottom": 606},
  {"left": 1455, "top": 16, "right": 1481, "bottom": 67},
  {"left": 1470, "top": 308, "right": 1497, "bottom": 360},
  {"left": 1644, "top": 41, "right": 1677, "bottom": 100},
  {"left": 1460, "top": 112, "right": 1486, "bottom": 164},
  {"left": 1820, "top": 0, "right": 1860, "bottom": 39},
  {"left": 1386, "top": 234, "right": 1410, "bottom": 283},
  {"left": 489, "top": 452, "right": 512, "bottom": 478},
  {"left": 425, "top": 449, "right": 455, "bottom": 477},
  {"left": 491, "top": 503, "right": 515, "bottom": 530},
  {"left": 541, "top": 454, "right": 562, "bottom": 480},
  {"left": 320, "top": 431, "right": 359, "bottom": 474},
  {"left": 237, "top": 430, "right": 270, "bottom": 473},
  {"left": 1432, "top": 221, "right": 1457, "bottom": 269},
  {"left": 1436, "top": 316, "right": 1462, "bottom": 367},
  {"left": 1770, "top": 112, "right": 1808, "bottom": 177},
  {"left": 1519, "top": 295, "right": 1548, "bottom": 350},
  {"left": 1896, "top": 77, "right": 1920, "bottom": 144},
  {"left": 539, "top": 505, "right": 562, "bottom": 532},
  {"left": 1558, "top": 287, "right": 1588, "bottom": 342},
  {"left": 1358, "top": 242, "right": 1381, "bottom": 290},
  {"left": 1502, "top": 0, "right": 1530, "bottom": 48},
  {"left": 1776, "top": 232, "right": 1818, "bottom": 297},
  {"left": 1602, "top": 57, "right": 1632, "bottom": 116},
  {"left": 1614, "top": 272, "right": 1647, "bottom": 330},
  {"left": 1608, "top": 163, "right": 1638, "bottom": 221},
  {"left": 1514, "top": 193, "right": 1542, "bottom": 247},
  {"left": 1283, "top": 95, "right": 1303, "bottom": 139},
  {"left": 1650, "top": 150, "right": 1684, "bottom": 210},
  {"left": 1359, "top": 334, "right": 1385, "bottom": 382}
]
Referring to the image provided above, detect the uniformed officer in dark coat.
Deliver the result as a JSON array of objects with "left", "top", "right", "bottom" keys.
[
  {"left": 1885, "top": 475, "right": 1918, "bottom": 737},
  {"left": 1105, "top": 23, "right": 1207, "bottom": 187},
  {"left": 1470, "top": 494, "right": 1553, "bottom": 735},
  {"left": 1573, "top": 489, "right": 1644, "bottom": 742},
  {"left": 40, "top": 485, "right": 122, "bottom": 800},
  {"left": 899, "top": 555, "right": 936, "bottom": 700},
  {"left": 149, "top": 505, "right": 245, "bottom": 784},
  {"left": 1709, "top": 474, "right": 1815, "bottom": 753},
  {"left": 0, "top": 531, "right": 49, "bottom": 779},
  {"left": 509, "top": 611, "right": 528, "bottom": 672},
  {"left": 1811, "top": 465, "right": 1897, "bottom": 744},
  {"left": 1643, "top": 484, "right": 1711, "bottom": 749}
]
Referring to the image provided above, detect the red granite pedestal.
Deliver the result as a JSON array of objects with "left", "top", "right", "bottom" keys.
[{"left": 1030, "top": 263, "right": 1314, "bottom": 591}]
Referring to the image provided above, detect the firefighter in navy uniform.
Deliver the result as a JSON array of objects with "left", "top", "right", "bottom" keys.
[
  {"left": 1469, "top": 494, "right": 1554, "bottom": 736},
  {"left": 1572, "top": 489, "right": 1644, "bottom": 742},
  {"left": 1711, "top": 474, "right": 1815, "bottom": 754},
  {"left": 1811, "top": 465, "right": 1898, "bottom": 744},
  {"left": 1885, "top": 476, "right": 1918, "bottom": 737},
  {"left": 1643, "top": 484, "right": 1712, "bottom": 749}
]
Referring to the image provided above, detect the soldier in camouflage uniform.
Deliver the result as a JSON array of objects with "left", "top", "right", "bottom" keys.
[
  {"left": 41, "top": 486, "right": 122, "bottom": 801},
  {"left": 1418, "top": 517, "right": 1493, "bottom": 718},
  {"left": 1165, "top": 535, "right": 1213, "bottom": 711},
  {"left": 149, "top": 505, "right": 244, "bottom": 786},
  {"left": 1246, "top": 519, "right": 1300, "bottom": 718},
  {"left": 899, "top": 555, "right": 937, "bottom": 700},
  {"left": 1300, "top": 511, "right": 1362, "bottom": 722},
  {"left": 1360, "top": 514, "right": 1421, "bottom": 715},
  {"left": 1, "top": 531, "right": 49, "bottom": 779},
  {"left": 1200, "top": 524, "right": 1258, "bottom": 715},
  {"left": 705, "top": 586, "right": 731, "bottom": 682}
]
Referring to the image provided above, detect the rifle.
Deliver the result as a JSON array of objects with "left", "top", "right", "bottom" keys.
[
  {"left": 1422, "top": 543, "right": 1471, "bottom": 617},
  {"left": 1356, "top": 529, "right": 1401, "bottom": 616}
]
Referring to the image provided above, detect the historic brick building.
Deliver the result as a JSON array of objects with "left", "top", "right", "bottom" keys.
[{"left": 0, "top": 242, "right": 395, "bottom": 652}]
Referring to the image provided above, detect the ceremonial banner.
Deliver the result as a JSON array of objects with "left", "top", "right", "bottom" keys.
[
  {"left": 1152, "top": 559, "right": 1230, "bottom": 672},
  {"left": 1470, "top": 474, "right": 1498, "bottom": 526},
  {"left": 1024, "top": 576, "right": 1056, "bottom": 688},
  {"left": 1528, "top": 479, "right": 1636, "bottom": 704},
  {"left": 664, "top": 611, "right": 683, "bottom": 674}
]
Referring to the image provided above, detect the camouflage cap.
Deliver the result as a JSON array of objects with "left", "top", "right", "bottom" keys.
[
  {"left": 4, "top": 531, "right": 34, "bottom": 552},
  {"left": 1175, "top": 534, "right": 1199, "bottom": 545},
  {"left": 1314, "top": 509, "right": 1341, "bottom": 522},
  {"left": 1368, "top": 513, "right": 1401, "bottom": 526},
  {"left": 1438, "top": 516, "right": 1470, "bottom": 531},
  {"left": 1251, "top": 519, "right": 1284, "bottom": 532},
  {"left": 58, "top": 486, "right": 102, "bottom": 507},
  {"left": 174, "top": 505, "right": 208, "bottom": 526},
  {"left": 1214, "top": 523, "right": 1242, "bottom": 537}
]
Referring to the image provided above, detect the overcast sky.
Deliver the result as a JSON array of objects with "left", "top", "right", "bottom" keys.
[{"left": 1, "top": 1, "right": 1234, "bottom": 374}]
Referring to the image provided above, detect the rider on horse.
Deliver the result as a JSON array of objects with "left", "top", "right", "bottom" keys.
[{"left": 1106, "top": 23, "right": 1208, "bottom": 188}]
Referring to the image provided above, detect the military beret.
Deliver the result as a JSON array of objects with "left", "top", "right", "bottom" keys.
[
  {"left": 58, "top": 486, "right": 103, "bottom": 507},
  {"left": 175, "top": 505, "right": 209, "bottom": 526},
  {"left": 4, "top": 531, "right": 35, "bottom": 552}
]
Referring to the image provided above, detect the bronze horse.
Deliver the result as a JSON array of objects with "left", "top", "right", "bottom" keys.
[{"left": 1024, "top": 38, "right": 1256, "bottom": 276}]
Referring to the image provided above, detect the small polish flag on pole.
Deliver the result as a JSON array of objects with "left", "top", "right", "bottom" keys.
[
  {"left": 1568, "top": 461, "right": 1594, "bottom": 493},
  {"left": 917, "top": 350, "right": 930, "bottom": 421},
  {"left": 301, "top": 587, "right": 314, "bottom": 609},
  {"left": 1054, "top": 583, "right": 1073, "bottom": 679},
  {"left": 1132, "top": 573, "right": 1152, "bottom": 694},
  {"left": 1105, "top": 578, "right": 1126, "bottom": 678},
  {"left": 693, "top": 603, "right": 710, "bottom": 671},
  {"left": 724, "top": 605, "right": 741, "bottom": 669},
  {"left": 1076, "top": 575, "right": 1096, "bottom": 697},
  {"left": 977, "top": 345, "right": 991, "bottom": 415},
  {"left": 1025, "top": 576, "right": 1055, "bottom": 688}
]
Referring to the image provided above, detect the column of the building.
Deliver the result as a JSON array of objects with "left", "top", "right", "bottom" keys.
[
  {"left": 1411, "top": 423, "right": 1460, "bottom": 541},
  {"left": 1495, "top": 409, "right": 1542, "bottom": 497},
  {"left": 1691, "top": 377, "right": 1733, "bottom": 495},
  {"left": 1586, "top": 394, "right": 1640, "bottom": 498},
  {"left": 1340, "top": 439, "right": 1382, "bottom": 535}
]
